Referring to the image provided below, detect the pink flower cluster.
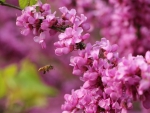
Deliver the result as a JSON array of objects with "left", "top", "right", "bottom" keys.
[
  {"left": 116, "top": 52, "right": 150, "bottom": 109},
  {"left": 16, "top": 1, "right": 150, "bottom": 113},
  {"left": 16, "top": 1, "right": 54, "bottom": 48},
  {"left": 52, "top": 0, "right": 150, "bottom": 57},
  {"left": 54, "top": 7, "right": 90, "bottom": 56},
  {"left": 56, "top": 0, "right": 112, "bottom": 31},
  {"left": 16, "top": 1, "right": 90, "bottom": 55},
  {"left": 62, "top": 38, "right": 150, "bottom": 113},
  {"left": 103, "top": 0, "right": 150, "bottom": 56}
]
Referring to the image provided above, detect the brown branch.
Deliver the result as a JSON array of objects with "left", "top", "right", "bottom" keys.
[{"left": 0, "top": 1, "right": 21, "bottom": 10}]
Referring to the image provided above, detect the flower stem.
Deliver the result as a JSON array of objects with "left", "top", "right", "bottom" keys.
[{"left": 0, "top": 1, "right": 21, "bottom": 10}]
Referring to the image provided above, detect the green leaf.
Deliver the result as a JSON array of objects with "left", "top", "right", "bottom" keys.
[
  {"left": 3, "top": 64, "right": 17, "bottom": 77},
  {"left": 0, "top": 59, "right": 57, "bottom": 108},
  {"left": 29, "top": 0, "right": 37, "bottom": 6},
  {"left": 0, "top": 64, "right": 18, "bottom": 98},
  {"left": 0, "top": 70, "right": 6, "bottom": 98},
  {"left": 19, "top": 0, "right": 47, "bottom": 9},
  {"left": 19, "top": 0, "right": 29, "bottom": 9},
  {"left": 15, "top": 59, "right": 57, "bottom": 106},
  {"left": 0, "top": 0, "right": 5, "bottom": 2},
  {"left": 3, "top": 64, "right": 18, "bottom": 89}
]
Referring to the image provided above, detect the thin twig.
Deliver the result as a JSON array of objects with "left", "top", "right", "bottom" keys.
[{"left": 0, "top": 1, "right": 22, "bottom": 10}]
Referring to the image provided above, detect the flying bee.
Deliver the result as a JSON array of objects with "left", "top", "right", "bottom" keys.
[{"left": 38, "top": 65, "right": 53, "bottom": 74}]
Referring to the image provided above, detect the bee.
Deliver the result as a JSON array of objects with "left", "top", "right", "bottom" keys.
[
  {"left": 38, "top": 65, "right": 53, "bottom": 74},
  {"left": 75, "top": 42, "right": 85, "bottom": 50}
]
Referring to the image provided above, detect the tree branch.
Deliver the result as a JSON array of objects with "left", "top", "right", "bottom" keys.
[{"left": 0, "top": 1, "right": 22, "bottom": 10}]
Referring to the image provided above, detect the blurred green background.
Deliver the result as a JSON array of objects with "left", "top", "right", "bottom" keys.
[{"left": 0, "top": 59, "right": 57, "bottom": 113}]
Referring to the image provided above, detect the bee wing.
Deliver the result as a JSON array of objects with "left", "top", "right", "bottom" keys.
[{"left": 38, "top": 68, "right": 42, "bottom": 72}]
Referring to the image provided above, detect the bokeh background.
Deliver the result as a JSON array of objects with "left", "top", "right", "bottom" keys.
[{"left": 0, "top": 0, "right": 150, "bottom": 113}]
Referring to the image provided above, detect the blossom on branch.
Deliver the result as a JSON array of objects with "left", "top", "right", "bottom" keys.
[
  {"left": 62, "top": 38, "right": 150, "bottom": 113},
  {"left": 16, "top": 2, "right": 90, "bottom": 55}
]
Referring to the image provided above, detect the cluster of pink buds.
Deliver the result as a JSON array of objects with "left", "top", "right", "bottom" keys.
[
  {"left": 62, "top": 38, "right": 150, "bottom": 113},
  {"left": 16, "top": 1, "right": 90, "bottom": 55}
]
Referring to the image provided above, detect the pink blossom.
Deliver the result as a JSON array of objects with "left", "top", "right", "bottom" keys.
[
  {"left": 59, "top": 7, "right": 76, "bottom": 23},
  {"left": 145, "top": 51, "right": 150, "bottom": 64},
  {"left": 16, "top": 1, "right": 56, "bottom": 48},
  {"left": 33, "top": 32, "right": 46, "bottom": 48}
]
